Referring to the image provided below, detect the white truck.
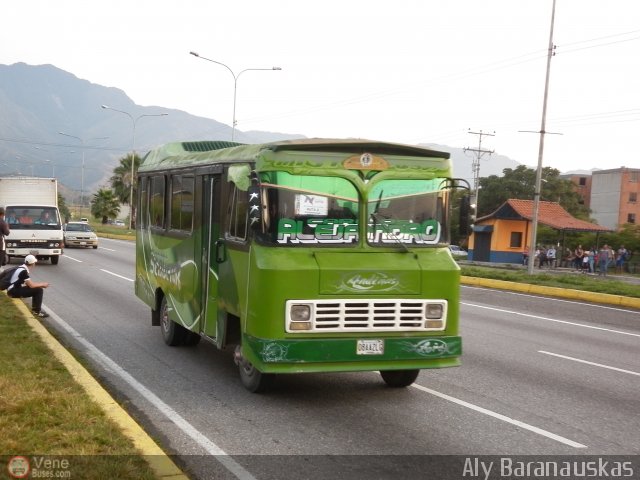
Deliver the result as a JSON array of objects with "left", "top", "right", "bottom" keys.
[{"left": 0, "top": 177, "right": 64, "bottom": 265}]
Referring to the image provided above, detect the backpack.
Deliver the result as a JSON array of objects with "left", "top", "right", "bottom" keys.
[{"left": 0, "top": 266, "right": 21, "bottom": 291}]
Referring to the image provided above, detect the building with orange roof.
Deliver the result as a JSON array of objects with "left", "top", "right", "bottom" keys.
[{"left": 468, "top": 199, "right": 611, "bottom": 263}]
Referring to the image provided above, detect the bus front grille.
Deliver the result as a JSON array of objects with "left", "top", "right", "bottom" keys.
[{"left": 286, "top": 299, "right": 448, "bottom": 333}]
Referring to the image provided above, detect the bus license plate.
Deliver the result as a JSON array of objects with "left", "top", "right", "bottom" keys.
[
  {"left": 29, "top": 250, "right": 39, "bottom": 255},
  {"left": 357, "top": 339, "right": 384, "bottom": 355}
]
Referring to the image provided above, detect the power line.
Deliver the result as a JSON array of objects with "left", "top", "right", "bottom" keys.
[{"left": 464, "top": 129, "right": 495, "bottom": 213}]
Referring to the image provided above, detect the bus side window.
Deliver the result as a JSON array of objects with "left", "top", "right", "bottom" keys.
[
  {"left": 226, "top": 184, "right": 248, "bottom": 241},
  {"left": 150, "top": 175, "right": 166, "bottom": 229}
]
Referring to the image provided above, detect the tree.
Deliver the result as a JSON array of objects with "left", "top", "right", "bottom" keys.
[
  {"left": 478, "top": 165, "right": 590, "bottom": 219},
  {"left": 90, "top": 189, "right": 121, "bottom": 224},
  {"left": 58, "top": 193, "right": 71, "bottom": 223},
  {"left": 110, "top": 153, "right": 142, "bottom": 225}
]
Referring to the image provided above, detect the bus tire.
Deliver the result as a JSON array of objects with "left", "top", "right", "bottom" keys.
[
  {"left": 238, "top": 359, "right": 275, "bottom": 393},
  {"left": 51, "top": 255, "right": 59, "bottom": 265},
  {"left": 160, "top": 297, "right": 187, "bottom": 346},
  {"left": 183, "top": 331, "right": 202, "bottom": 346},
  {"left": 380, "top": 369, "right": 420, "bottom": 388}
]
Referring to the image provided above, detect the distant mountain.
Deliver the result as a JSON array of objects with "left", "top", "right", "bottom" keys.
[
  {"left": 0, "top": 62, "right": 521, "bottom": 203},
  {"left": 0, "top": 63, "right": 305, "bottom": 202}
]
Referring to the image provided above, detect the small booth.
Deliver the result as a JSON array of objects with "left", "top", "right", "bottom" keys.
[{"left": 468, "top": 199, "right": 611, "bottom": 264}]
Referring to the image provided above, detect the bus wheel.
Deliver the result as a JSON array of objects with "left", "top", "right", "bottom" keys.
[
  {"left": 236, "top": 346, "right": 274, "bottom": 393},
  {"left": 160, "top": 297, "right": 187, "bottom": 346},
  {"left": 380, "top": 369, "right": 420, "bottom": 388},
  {"left": 183, "top": 331, "right": 201, "bottom": 346},
  {"left": 51, "top": 255, "right": 59, "bottom": 265}
]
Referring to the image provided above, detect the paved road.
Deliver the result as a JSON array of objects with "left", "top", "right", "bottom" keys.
[{"left": 30, "top": 242, "right": 640, "bottom": 479}]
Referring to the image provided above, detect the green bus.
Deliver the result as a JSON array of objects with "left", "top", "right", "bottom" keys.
[{"left": 135, "top": 138, "right": 467, "bottom": 392}]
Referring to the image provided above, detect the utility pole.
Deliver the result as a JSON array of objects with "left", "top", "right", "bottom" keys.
[
  {"left": 464, "top": 129, "right": 495, "bottom": 214},
  {"left": 521, "top": 0, "right": 561, "bottom": 275}
]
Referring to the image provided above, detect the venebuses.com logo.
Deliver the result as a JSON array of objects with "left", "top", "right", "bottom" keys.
[
  {"left": 6, "top": 456, "right": 30, "bottom": 479},
  {"left": 6, "top": 455, "right": 71, "bottom": 478}
]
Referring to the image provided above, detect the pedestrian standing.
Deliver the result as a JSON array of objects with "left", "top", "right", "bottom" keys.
[
  {"left": 0, "top": 207, "right": 9, "bottom": 267},
  {"left": 598, "top": 244, "right": 611, "bottom": 276},
  {"left": 574, "top": 245, "right": 584, "bottom": 270},
  {"left": 588, "top": 247, "right": 596, "bottom": 273},
  {"left": 616, "top": 245, "right": 627, "bottom": 273},
  {"left": 6, "top": 254, "right": 50, "bottom": 317}
]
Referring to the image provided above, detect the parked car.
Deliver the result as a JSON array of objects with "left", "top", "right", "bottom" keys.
[
  {"left": 114, "top": 220, "right": 125, "bottom": 227},
  {"left": 449, "top": 245, "right": 468, "bottom": 257},
  {"left": 63, "top": 221, "right": 98, "bottom": 249}
]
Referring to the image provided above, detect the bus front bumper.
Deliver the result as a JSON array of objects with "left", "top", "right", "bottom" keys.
[{"left": 243, "top": 334, "right": 462, "bottom": 374}]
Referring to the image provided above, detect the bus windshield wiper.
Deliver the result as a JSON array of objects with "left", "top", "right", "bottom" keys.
[
  {"left": 369, "top": 189, "right": 410, "bottom": 253},
  {"left": 369, "top": 211, "right": 411, "bottom": 253}
]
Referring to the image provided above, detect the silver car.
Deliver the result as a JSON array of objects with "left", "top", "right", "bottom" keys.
[
  {"left": 63, "top": 222, "right": 98, "bottom": 249},
  {"left": 449, "top": 245, "right": 467, "bottom": 257}
]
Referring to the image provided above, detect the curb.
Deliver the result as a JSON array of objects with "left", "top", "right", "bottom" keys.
[
  {"left": 10, "top": 297, "right": 189, "bottom": 480},
  {"left": 461, "top": 276, "right": 640, "bottom": 309}
]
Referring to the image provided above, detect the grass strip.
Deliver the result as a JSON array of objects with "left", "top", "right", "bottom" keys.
[
  {"left": 460, "top": 265, "right": 640, "bottom": 299},
  {"left": 0, "top": 294, "right": 161, "bottom": 479}
]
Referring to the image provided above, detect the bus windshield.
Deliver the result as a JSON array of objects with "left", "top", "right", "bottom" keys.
[
  {"left": 259, "top": 172, "right": 359, "bottom": 245},
  {"left": 367, "top": 179, "right": 448, "bottom": 246},
  {"left": 258, "top": 173, "right": 448, "bottom": 246}
]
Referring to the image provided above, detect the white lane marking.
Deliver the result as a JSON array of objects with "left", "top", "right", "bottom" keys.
[
  {"left": 410, "top": 383, "right": 587, "bottom": 448},
  {"left": 99, "top": 247, "right": 117, "bottom": 252},
  {"left": 539, "top": 351, "right": 640, "bottom": 377},
  {"left": 46, "top": 309, "right": 257, "bottom": 480},
  {"left": 98, "top": 237, "right": 134, "bottom": 245},
  {"left": 462, "top": 302, "right": 640, "bottom": 338},
  {"left": 62, "top": 255, "right": 83, "bottom": 263},
  {"left": 462, "top": 285, "right": 640, "bottom": 315},
  {"left": 100, "top": 269, "right": 134, "bottom": 282}
]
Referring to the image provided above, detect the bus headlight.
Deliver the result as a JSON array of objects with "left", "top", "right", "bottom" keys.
[
  {"left": 425, "top": 303, "right": 443, "bottom": 319},
  {"left": 288, "top": 304, "right": 312, "bottom": 331},
  {"left": 425, "top": 302, "right": 445, "bottom": 329}
]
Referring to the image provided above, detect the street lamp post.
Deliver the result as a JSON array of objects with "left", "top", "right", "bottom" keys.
[
  {"left": 34, "top": 146, "right": 63, "bottom": 177},
  {"left": 189, "top": 51, "right": 281, "bottom": 141},
  {"left": 101, "top": 105, "right": 168, "bottom": 230}
]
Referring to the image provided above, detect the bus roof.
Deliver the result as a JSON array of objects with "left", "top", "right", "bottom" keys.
[{"left": 140, "top": 138, "right": 451, "bottom": 173}]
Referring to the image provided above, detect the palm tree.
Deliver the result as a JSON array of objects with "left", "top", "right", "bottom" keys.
[
  {"left": 110, "top": 153, "right": 142, "bottom": 205},
  {"left": 91, "top": 189, "right": 121, "bottom": 224}
]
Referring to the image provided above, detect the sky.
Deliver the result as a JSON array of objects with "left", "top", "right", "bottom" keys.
[{"left": 3, "top": 0, "right": 640, "bottom": 174}]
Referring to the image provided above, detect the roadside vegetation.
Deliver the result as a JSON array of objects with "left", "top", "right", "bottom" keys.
[
  {"left": 460, "top": 264, "right": 640, "bottom": 298},
  {"left": 0, "top": 295, "right": 158, "bottom": 479}
]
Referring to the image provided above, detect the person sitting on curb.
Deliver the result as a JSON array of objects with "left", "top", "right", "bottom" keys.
[{"left": 6, "top": 254, "right": 50, "bottom": 318}]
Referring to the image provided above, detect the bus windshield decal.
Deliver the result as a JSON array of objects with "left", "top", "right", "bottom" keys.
[{"left": 275, "top": 218, "right": 441, "bottom": 244}]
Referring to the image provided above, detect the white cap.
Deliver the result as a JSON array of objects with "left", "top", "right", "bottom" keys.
[{"left": 25, "top": 254, "right": 38, "bottom": 265}]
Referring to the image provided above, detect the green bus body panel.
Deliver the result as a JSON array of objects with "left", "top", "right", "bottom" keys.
[
  {"left": 136, "top": 229, "right": 203, "bottom": 331},
  {"left": 242, "top": 244, "right": 460, "bottom": 343},
  {"left": 243, "top": 334, "right": 462, "bottom": 374},
  {"left": 313, "top": 252, "right": 421, "bottom": 294}
]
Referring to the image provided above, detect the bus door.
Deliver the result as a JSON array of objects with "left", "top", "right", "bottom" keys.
[{"left": 201, "top": 175, "right": 223, "bottom": 345}]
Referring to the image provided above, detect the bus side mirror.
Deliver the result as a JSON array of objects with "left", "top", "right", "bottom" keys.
[
  {"left": 459, "top": 195, "right": 473, "bottom": 236},
  {"left": 248, "top": 185, "right": 262, "bottom": 230}
]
